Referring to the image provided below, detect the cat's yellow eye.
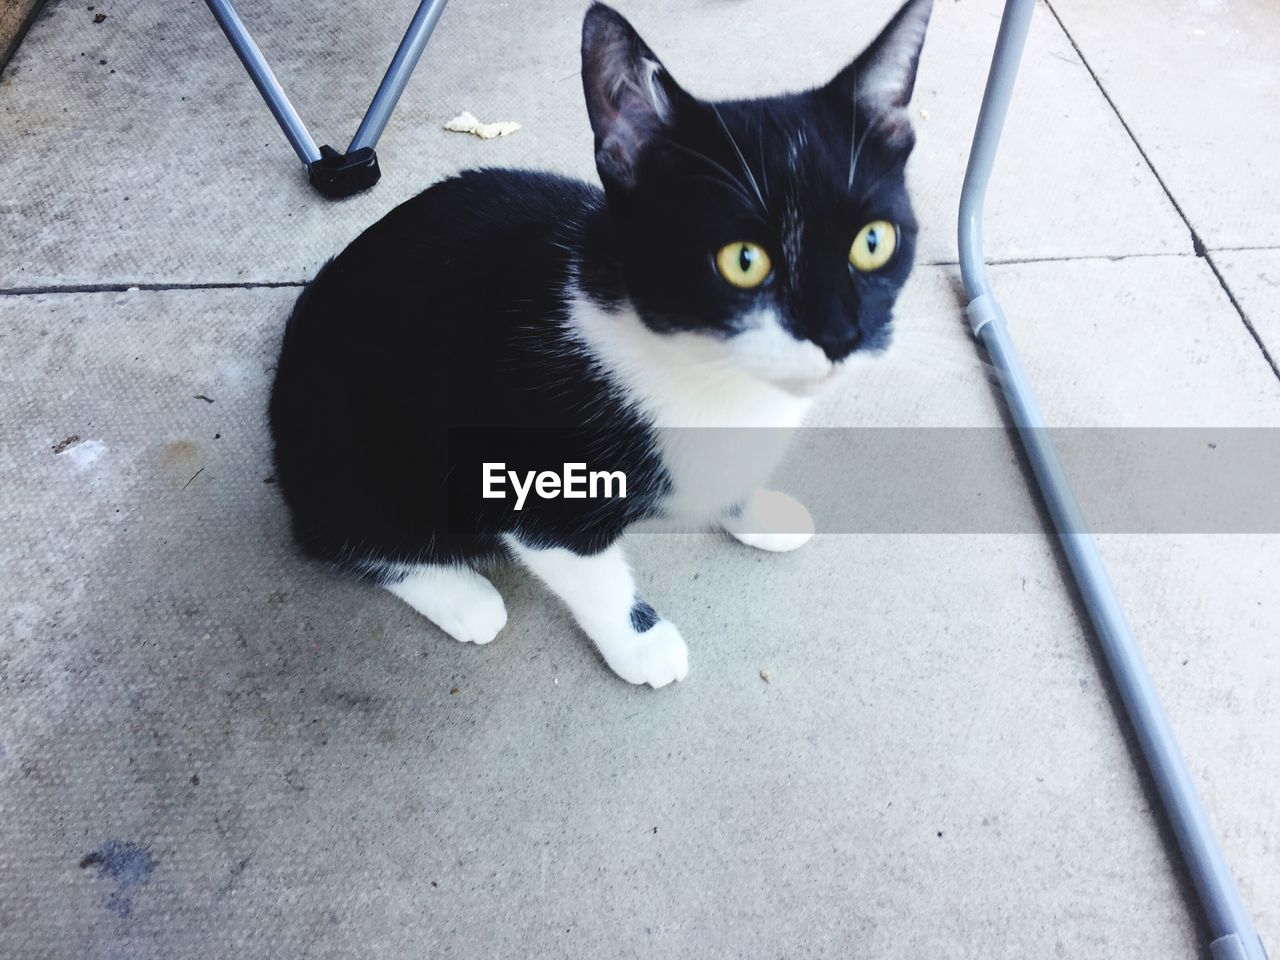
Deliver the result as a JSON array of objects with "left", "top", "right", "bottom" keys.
[
  {"left": 714, "top": 241, "right": 772, "bottom": 289},
  {"left": 849, "top": 221, "right": 898, "bottom": 272}
]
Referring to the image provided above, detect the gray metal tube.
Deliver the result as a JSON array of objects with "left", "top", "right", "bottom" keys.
[
  {"left": 958, "top": 2, "right": 1267, "bottom": 958},
  {"left": 204, "top": 0, "right": 321, "bottom": 165},
  {"left": 348, "top": 0, "right": 451, "bottom": 152},
  {"left": 957, "top": 0, "right": 1034, "bottom": 301}
]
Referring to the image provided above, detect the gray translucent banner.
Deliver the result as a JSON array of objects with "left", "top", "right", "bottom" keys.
[{"left": 645, "top": 428, "right": 1280, "bottom": 534}]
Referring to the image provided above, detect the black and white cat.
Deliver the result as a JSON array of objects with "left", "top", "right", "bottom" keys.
[{"left": 269, "top": 0, "right": 933, "bottom": 687}]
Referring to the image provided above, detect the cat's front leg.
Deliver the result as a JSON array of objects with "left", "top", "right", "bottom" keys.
[
  {"left": 384, "top": 564, "right": 508, "bottom": 645},
  {"left": 504, "top": 536, "right": 688, "bottom": 688},
  {"left": 723, "top": 489, "right": 815, "bottom": 553}
]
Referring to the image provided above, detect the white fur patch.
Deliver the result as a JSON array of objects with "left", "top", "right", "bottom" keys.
[
  {"left": 641, "top": 59, "right": 671, "bottom": 123},
  {"left": 386, "top": 564, "right": 508, "bottom": 644},
  {"left": 564, "top": 297, "right": 819, "bottom": 429},
  {"left": 504, "top": 537, "right": 688, "bottom": 687},
  {"left": 727, "top": 308, "right": 835, "bottom": 388},
  {"left": 725, "top": 489, "right": 815, "bottom": 551},
  {"left": 564, "top": 295, "right": 827, "bottom": 524},
  {"left": 782, "top": 129, "right": 806, "bottom": 285}
]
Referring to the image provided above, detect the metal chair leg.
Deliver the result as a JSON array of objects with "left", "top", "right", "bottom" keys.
[
  {"left": 205, "top": 0, "right": 321, "bottom": 166},
  {"left": 203, "top": 0, "right": 449, "bottom": 197},
  {"left": 957, "top": 3, "right": 1267, "bottom": 958},
  {"left": 348, "top": 0, "right": 450, "bottom": 153}
]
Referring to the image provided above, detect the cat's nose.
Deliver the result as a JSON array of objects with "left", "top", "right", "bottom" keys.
[{"left": 813, "top": 324, "right": 862, "bottom": 361}]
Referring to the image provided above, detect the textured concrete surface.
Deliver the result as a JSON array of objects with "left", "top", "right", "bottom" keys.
[
  {"left": 0, "top": 0, "right": 1189, "bottom": 289},
  {"left": 1052, "top": 0, "right": 1280, "bottom": 251},
  {"left": 2, "top": 1, "right": 1278, "bottom": 958}
]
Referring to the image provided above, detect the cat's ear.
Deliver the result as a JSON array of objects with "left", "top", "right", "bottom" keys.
[
  {"left": 581, "top": 3, "right": 687, "bottom": 189},
  {"left": 827, "top": 0, "right": 933, "bottom": 144}
]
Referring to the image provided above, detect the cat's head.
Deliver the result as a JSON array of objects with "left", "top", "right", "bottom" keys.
[{"left": 581, "top": 0, "right": 932, "bottom": 394}]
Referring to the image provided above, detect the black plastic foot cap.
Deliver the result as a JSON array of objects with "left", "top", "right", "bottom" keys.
[{"left": 308, "top": 145, "right": 380, "bottom": 198}]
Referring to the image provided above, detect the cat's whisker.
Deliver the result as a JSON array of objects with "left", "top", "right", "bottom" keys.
[
  {"left": 851, "top": 162, "right": 904, "bottom": 202},
  {"left": 888, "top": 317, "right": 982, "bottom": 340},
  {"left": 659, "top": 138, "right": 761, "bottom": 214},
  {"left": 756, "top": 113, "right": 770, "bottom": 200},
  {"left": 709, "top": 104, "right": 768, "bottom": 212},
  {"left": 847, "top": 66, "right": 860, "bottom": 190},
  {"left": 883, "top": 335, "right": 982, "bottom": 361},
  {"left": 881, "top": 334, "right": 1002, "bottom": 384},
  {"left": 677, "top": 173, "right": 758, "bottom": 211},
  {"left": 848, "top": 112, "right": 884, "bottom": 191}
]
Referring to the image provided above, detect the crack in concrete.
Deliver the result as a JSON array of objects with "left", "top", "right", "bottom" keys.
[
  {"left": 2, "top": 255, "right": 1217, "bottom": 297},
  {"left": 0, "top": 280, "right": 307, "bottom": 296},
  {"left": 922, "top": 251, "right": 1199, "bottom": 268},
  {"left": 1043, "top": 0, "right": 1280, "bottom": 382}
]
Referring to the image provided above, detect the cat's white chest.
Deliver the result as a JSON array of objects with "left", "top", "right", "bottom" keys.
[
  {"left": 566, "top": 296, "right": 811, "bottom": 525},
  {"left": 651, "top": 388, "right": 809, "bottom": 524}
]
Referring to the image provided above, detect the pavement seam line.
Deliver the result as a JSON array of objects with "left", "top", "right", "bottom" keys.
[
  {"left": 2, "top": 254, "right": 1205, "bottom": 296},
  {"left": 1206, "top": 244, "right": 1280, "bottom": 254},
  {"left": 922, "top": 251, "right": 1197, "bottom": 268},
  {"left": 1043, "top": 0, "right": 1280, "bottom": 382},
  {"left": 0, "top": 280, "right": 307, "bottom": 296}
]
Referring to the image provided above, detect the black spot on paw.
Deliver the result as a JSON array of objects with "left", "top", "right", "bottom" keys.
[{"left": 629, "top": 597, "right": 659, "bottom": 633}]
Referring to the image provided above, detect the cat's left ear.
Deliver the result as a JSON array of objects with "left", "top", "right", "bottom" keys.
[
  {"left": 581, "top": 3, "right": 690, "bottom": 189},
  {"left": 827, "top": 0, "right": 934, "bottom": 146}
]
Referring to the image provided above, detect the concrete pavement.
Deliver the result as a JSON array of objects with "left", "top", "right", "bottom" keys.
[{"left": 2, "top": 1, "right": 1277, "bottom": 957}]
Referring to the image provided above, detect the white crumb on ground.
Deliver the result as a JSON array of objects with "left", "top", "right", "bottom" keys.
[
  {"left": 760, "top": 669, "right": 772, "bottom": 684},
  {"left": 444, "top": 111, "right": 521, "bottom": 139},
  {"left": 58, "top": 438, "right": 107, "bottom": 470}
]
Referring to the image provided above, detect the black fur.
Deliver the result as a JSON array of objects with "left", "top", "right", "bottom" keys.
[
  {"left": 269, "top": 169, "right": 659, "bottom": 568},
  {"left": 268, "top": 1, "right": 931, "bottom": 575},
  {"left": 629, "top": 598, "right": 660, "bottom": 633}
]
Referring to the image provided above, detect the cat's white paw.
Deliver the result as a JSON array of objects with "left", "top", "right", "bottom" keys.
[
  {"left": 385, "top": 565, "right": 508, "bottom": 644},
  {"left": 603, "top": 620, "right": 689, "bottom": 689},
  {"left": 433, "top": 589, "right": 508, "bottom": 645},
  {"left": 727, "top": 489, "right": 815, "bottom": 552},
  {"left": 732, "top": 529, "right": 814, "bottom": 552}
]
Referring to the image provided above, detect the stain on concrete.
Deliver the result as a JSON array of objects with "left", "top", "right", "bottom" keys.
[
  {"left": 323, "top": 687, "right": 380, "bottom": 714},
  {"left": 155, "top": 439, "right": 201, "bottom": 466},
  {"left": 149, "top": 439, "right": 206, "bottom": 488},
  {"left": 79, "top": 840, "right": 156, "bottom": 918}
]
